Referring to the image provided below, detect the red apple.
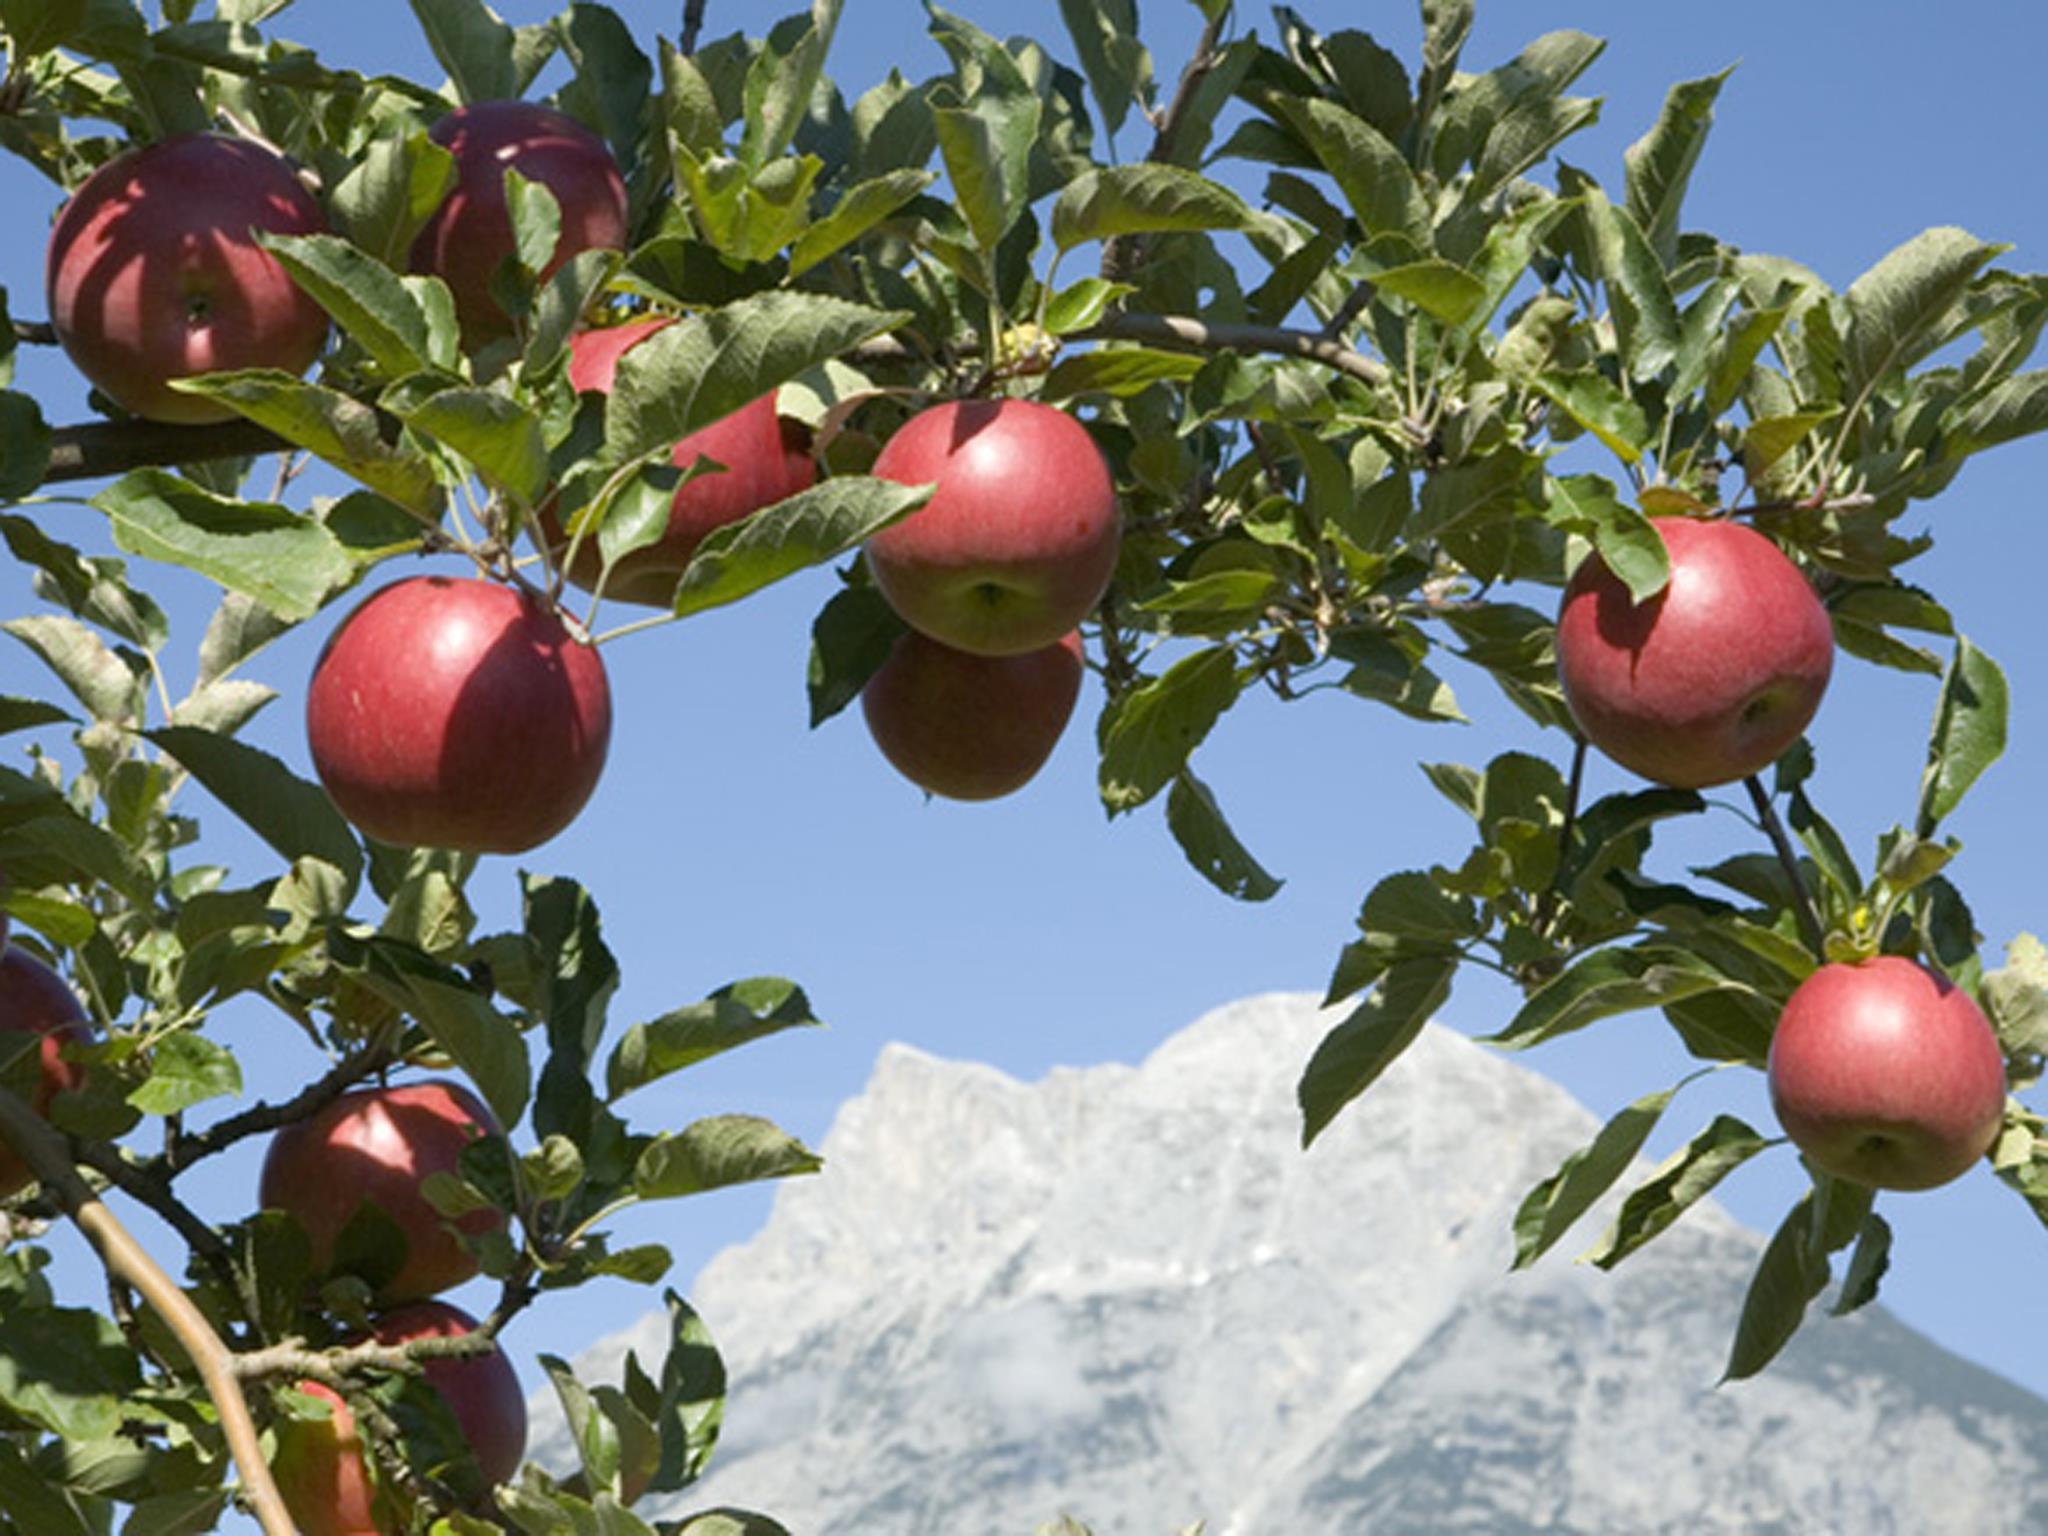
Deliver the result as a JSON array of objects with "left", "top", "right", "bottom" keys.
[
  {"left": 305, "top": 576, "right": 611, "bottom": 854},
  {"left": 1554, "top": 516, "right": 1834, "bottom": 789},
  {"left": 862, "top": 629, "right": 1085, "bottom": 800},
  {"left": 259, "top": 1079, "right": 504, "bottom": 1302},
  {"left": 1768, "top": 955, "right": 2007, "bottom": 1191},
  {"left": 44, "top": 133, "right": 330, "bottom": 424},
  {"left": 270, "top": 1301, "right": 527, "bottom": 1536},
  {"left": 541, "top": 318, "right": 818, "bottom": 607},
  {"left": 0, "top": 946, "right": 89, "bottom": 1198},
  {"left": 865, "top": 399, "right": 1120, "bottom": 656},
  {"left": 409, "top": 100, "right": 630, "bottom": 345}
]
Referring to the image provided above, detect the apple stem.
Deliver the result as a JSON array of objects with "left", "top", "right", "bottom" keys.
[
  {"left": 1745, "top": 774, "right": 1828, "bottom": 959},
  {"left": 0, "top": 1087, "right": 298, "bottom": 1536}
]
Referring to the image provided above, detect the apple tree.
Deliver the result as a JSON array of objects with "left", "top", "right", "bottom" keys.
[{"left": 1, "top": 0, "right": 2046, "bottom": 1530}]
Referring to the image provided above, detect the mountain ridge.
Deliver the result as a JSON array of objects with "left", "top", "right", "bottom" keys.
[{"left": 540, "top": 993, "right": 2048, "bottom": 1534}]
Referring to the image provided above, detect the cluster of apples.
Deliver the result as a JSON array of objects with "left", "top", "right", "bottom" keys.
[
  {"left": 1557, "top": 517, "right": 2009, "bottom": 1191},
  {"left": 0, "top": 891, "right": 522, "bottom": 1528},
  {"left": 258, "top": 1080, "right": 524, "bottom": 1535}
]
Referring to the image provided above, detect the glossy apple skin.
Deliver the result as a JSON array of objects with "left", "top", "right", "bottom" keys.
[
  {"left": 409, "top": 101, "right": 629, "bottom": 344},
  {"left": 1555, "top": 516, "right": 1834, "bottom": 789},
  {"left": 1768, "top": 956, "right": 2008, "bottom": 1191},
  {"left": 0, "top": 947, "right": 89, "bottom": 1198},
  {"left": 865, "top": 399, "right": 1120, "bottom": 657},
  {"left": 259, "top": 1079, "right": 504, "bottom": 1302},
  {"left": 271, "top": 1301, "right": 527, "bottom": 1536},
  {"left": 542, "top": 319, "right": 817, "bottom": 607},
  {"left": 862, "top": 630, "right": 1084, "bottom": 800},
  {"left": 45, "top": 133, "right": 330, "bottom": 424},
  {"left": 306, "top": 577, "right": 611, "bottom": 854}
]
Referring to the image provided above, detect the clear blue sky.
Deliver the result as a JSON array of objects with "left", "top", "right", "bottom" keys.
[{"left": 5, "top": 0, "right": 2048, "bottom": 1482}]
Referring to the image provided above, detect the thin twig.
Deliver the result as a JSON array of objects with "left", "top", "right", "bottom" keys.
[
  {"left": 1078, "top": 313, "right": 1393, "bottom": 390},
  {"left": 1745, "top": 775, "right": 1828, "bottom": 959},
  {"left": 0, "top": 1087, "right": 295, "bottom": 1536},
  {"left": 156, "top": 1039, "right": 394, "bottom": 1178},
  {"left": 11, "top": 318, "right": 57, "bottom": 346},
  {"left": 44, "top": 418, "right": 290, "bottom": 484},
  {"left": 679, "top": 0, "right": 709, "bottom": 55},
  {"left": 230, "top": 1328, "right": 499, "bottom": 1384}
]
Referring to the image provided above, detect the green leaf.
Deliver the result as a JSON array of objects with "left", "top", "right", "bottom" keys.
[
  {"left": 3, "top": 615, "right": 142, "bottom": 724},
  {"left": 787, "top": 169, "right": 936, "bottom": 279},
  {"left": 1266, "top": 94, "right": 1429, "bottom": 247},
  {"left": 0, "top": 515, "right": 168, "bottom": 650},
  {"left": 0, "top": 1303, "right": 141, "bottom": 1440},
  {"left": 927, "top": 8, "right": 1041, "bottom": 254},
  {"left": 1567, "top": 184, "right": 1681, "bottom": 380},
  {"left": 403, "top": 388, "right": 549, "bottom": 507},
  {"left": 1050, "top": 164, "right": 1252, "bottom": 253},
  {"left": 0, "top": 392, "right": 51, "bottom": 498},
  {"left": 737, "top": 0, "right": 840, "bottom": 169},
  {"left": 1165, "top": 770, "right": 1283, "bottom": 903},
  {"left": 169, "top": 372, "right": 443, "bottom": 518},
  {"left": 1916, "top": 635, "right": 2007, "bottom": 835},
  {"left": 1841, "top": 227, "right": 2005, "bottom": 397},
  {"left": 1042, "top": 346, "right": 1205, "bottom": 399},
  {"left": 331, "top": 130, "right": 458, "bottom": 271},
  {"left": 1524, "top": 372, "right": 1651, "bottom": 463},
  {"left": 1544, "top": 475, "right": 1667, "bottom": 602},
  {"left": 127, "top": 1030, "right": 242, "bottom": 1115},
  {"left": 633, "top": 1114, "right": 822, "bottom": 1201},
  {"left": 148, "top": 727, "right": 362, "bottom": 901},
  {"left": 1298, "top": 955, "right": 1455, "bottom": 1146},
  {"left": 1741, "top": 409, "right": 1838, "bottom": 482},
  {"left": 1623, "top": 69, "right": 1731, "bottom": 269},
  {"left": 1041, "top": 276, "right": 1132, "bottom": 337},
  {"left": 0, "top": 0, "right": 91, "bottom": 58},
  {"left": 1370, "top": 260, "right": 1487, "bottom": 328},
  {"left": 639, "top": 1290, "right": 729, "bottom": 1493},
  {"left": 1513, "top": 1079, "right": 1687, "bottom": 1269},
  {"left": 1057, "top": 0, "right": 1150, "bottom": 138},
  {"left": 409, "top": 0, "right": 553, "bottom": 103},
  {"left": 259, "top": 231, "right": 435, "bottom": 378},
  {"left": 607, "top": 978, "right": 823, "bottom": 1101},
  {"left": 807, "top": 584, "right": 904, "bottom": 728},
  {"left": 668, "top": 478, "right": 931, "bottom": 620},
  {"left": 1490, "top": 944, "right": 1732, "bottom": 1050},
  {"left": 1831, "top": 1211, "right": 1892, "bottom": 1316},
  {"left": 1723, "top": 1179, "right": 1872, "bottom": 1381},
  {"left": 94, "top": 470, "right": 351, "bottom": 623},
  {"left": 1097, "top": 646, "right": 1241, "bottom": 814},
  {"left": 604, "top": 292, "right": 908, "bottom": 466},
  {"left": 0, "top": 696, "right": 75, "bottom": 738},
  {"left": 1943, "top": 370, "right": 2048, "bottom": 458},
  {"left": 401, "top": 971, "right": 530, "bottom": 1133},
  {"left": 1586, "top": 1113, "right": 1772, "bottom": 1269}
]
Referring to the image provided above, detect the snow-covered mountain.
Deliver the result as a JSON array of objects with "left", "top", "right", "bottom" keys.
[{"left": 538, "top": 993, "right": 2048, "bottom": 1534}]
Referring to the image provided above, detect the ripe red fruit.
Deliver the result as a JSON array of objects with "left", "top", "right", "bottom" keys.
[
  {"left": 1554, "top": 516, "right": 1834, "bottom": 789},
  {"left": 44, "top": 133, "right": 330, "bottom": 424},
  {"left": 305, "top": 576, "right": 612, "bottom": 854},
  {"left": 542, "top": 318, "right": 818, "bottom": 607},
  {"left": 865, "top": 399, "right": 1120, "bottom": 656},
  {"left": 1768, "top": 955, "right": 2008, "bottom": 1191},
  {"left": 270, "top": 1301, "right": 527, "bottom": 1536},
  {"left": 259, "top": 1079, "right": 504, "bottom": 1302},
  {"left": 861, "top": 629, "right": 1085, "bottom": 801},
  {"left": 409, "top": 100, "right": 630, "bottom": 345},
  {"left": 0, "top": 946, "right": 88, "bottom": 1198}
]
